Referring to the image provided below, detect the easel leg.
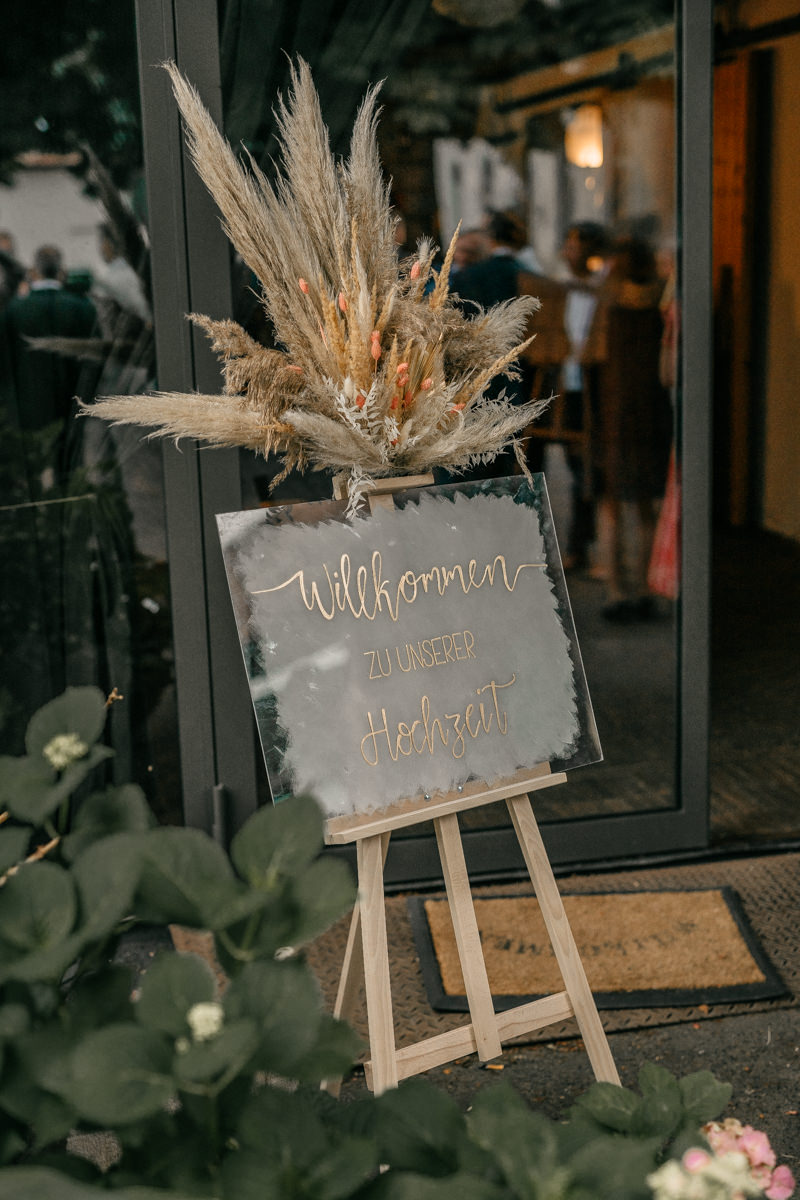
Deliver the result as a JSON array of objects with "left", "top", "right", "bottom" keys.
[
  {"left": 506, "top": 794, "right": 620, "bottom": 1085},
  {"left": 434, "top": 813, "right": 502, "bottom": 1061},
  {"left": 323, "top": 834, "right": 391, "bottom": 1097},
  {"left": 357, "top": 833, "right": 398, "bottom": 1094}
]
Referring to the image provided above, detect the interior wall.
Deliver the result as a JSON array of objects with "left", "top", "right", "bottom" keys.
[
  {"left": 761, "top": 25, "right": 800, "bottom": 539},
  {"left": 736, "top": 0, "right": 800, "bottom": 540}
]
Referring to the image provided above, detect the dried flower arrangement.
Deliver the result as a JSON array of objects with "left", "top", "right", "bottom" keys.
[{"left": 88, "top": 60, "right": 546, "bottom": 513}]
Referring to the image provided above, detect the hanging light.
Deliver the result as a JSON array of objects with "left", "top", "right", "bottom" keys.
[{"left": 564, "top": 104, "right": 604, "bottom": 169}]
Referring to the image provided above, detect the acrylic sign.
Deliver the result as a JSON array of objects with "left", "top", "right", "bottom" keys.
[{"left": 216, "top": 477, "right": 600, "bottom": 820}]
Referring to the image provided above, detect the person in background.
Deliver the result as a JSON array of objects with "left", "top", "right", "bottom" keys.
[
  {"left": 0, "top": 231, "right": 25, "bottom": 309},
  {"left": 558, "top": 220, "right": 609, "bottom": 570},
  {"left": 498, "top": 208, "right": 545, "bottom": 275},
  {"left": 93, "top": 222, "right": 151, "bottom": 330},
  {"left": 2, "top": 244, "right": 97, "bottom": 430},
  {"left": 446, "top": 210, "right": 541, "bottom": 479},
  {"left": 0, "top": 244, "right": 97, "bottom": 489},
  {"left": 451, "top": 227, "right": 491, "bottom": 275},
  {"left": 584, "top": 234, "right": 672, "bottom": 621}
]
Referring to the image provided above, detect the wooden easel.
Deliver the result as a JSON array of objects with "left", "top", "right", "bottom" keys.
[{"left": 325, "top": 475, "right": 620, "bottom": 1095}]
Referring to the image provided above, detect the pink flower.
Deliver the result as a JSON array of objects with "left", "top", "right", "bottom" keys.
[
  {"left": 410, "top": 261, "right": 421, "bottom": 280},
  {"left": 705, "top": 1120, "right": 743, "bottom": 1155},
  {"left": 370, "top": 330, "right": 381, "bottom": 361},
  {"left": 754, "top": 1165, "right": 777, "bottom": 1189},
  {"left": 766, "top": 1164, "right": 796, "bottom": 1200},
  {"left": 338, "top": 292, "right": 347, "bottom": 312},
  {"left": 683, "top": 1148, "right": 711, "bottom": 1173},
  {"left": 420, "top": 377, "right": 433, "bottom": 390},
  {"left": 739, "top": 1126, "right": 776, "bottom": 1170},
  {"left": 298, "top": 278, "right": 310, "bottom": 294}
]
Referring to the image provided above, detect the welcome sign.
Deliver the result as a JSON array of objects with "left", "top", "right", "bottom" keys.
[{"left": 217, "top": 477, "right": 600, "bottom": 820}]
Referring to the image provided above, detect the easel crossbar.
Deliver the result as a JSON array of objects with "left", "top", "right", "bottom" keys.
[{"left": 363, "top": 991, "right": 574, "bottom": 1089}]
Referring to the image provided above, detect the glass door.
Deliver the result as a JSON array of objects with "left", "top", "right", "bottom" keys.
[
  {"left": 135, "top": 0, "right": 711, "bottom": 876},
  {"left": 1, "top": 0, "right": 182, "bottom": 826}
]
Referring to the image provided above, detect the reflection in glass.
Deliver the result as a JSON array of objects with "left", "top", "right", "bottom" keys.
[
  {"left": 226, "top": 7, "right": 679, "bottom": 839},
  {"left": 0, "top": 7, "right": 180, "bottom": 822}
]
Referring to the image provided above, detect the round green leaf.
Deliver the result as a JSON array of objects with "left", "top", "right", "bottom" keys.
[
  {"left": 71, "top": 832, "right": 148, "bottom": 941},
  {"left": 0, "top": 1168, "right": 207, "bottom": 1200},
  {"left": 135, "top": 827, "right": 237, "bottom": 926},
  {"left": 4, "top": 745, "right": 114, "bottom": 826},
  {"left": 25, "top": 687, "right": 107, "bottom": 759},
  {"left": 230, "top": 794, "right": 324, "bottom": 889},
  {"left": 68, "top": 1024, "right": 174, "bottom": 1124},
  {"left": 66, "top": 965, "right": 136, "bottom": 1036},
  {"left": 0, "top": 1004, "right": 29, "bottom": 1040},
  {"left": 0, "top": 825, "right": 32, "bottom": 875},
  {"left": 224, "top": 960, "right": 322, "bottom": 1075},
  {"left": 173, "top": 1017, "right": 259, "bottom": 1085},
  {"left": 136, "top": 952, "right": 217, "bottom": 1037},
  {"left": 0, "top": 756, "right": 54, "bottom": 821},
  {"left": 63, "top": 784, "right": 153, "bottom": 861},
  {"left": 289, "top": 857, "right": 356, "bottom": 947},
  {"left": 0, "top": 862, "right": 76, "bottom": 953},
  {"left": 678, "top": 1069, "right": 733, "bottom": 1123}
]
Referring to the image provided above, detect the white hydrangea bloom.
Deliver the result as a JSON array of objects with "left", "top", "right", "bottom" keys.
[
  {"left": 187, "top": 1001, "right": 224, "bottom": 1043},
  {"left": 43, "top": 732, "right": 89, "bottom": 771},
  {"left": 648, "top": 1149, "right": 763, "bottom": 1200}
]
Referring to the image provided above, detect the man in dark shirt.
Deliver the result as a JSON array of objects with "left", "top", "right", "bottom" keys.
[
  {"left": 2, "top": 244, "right": 97, "bottom": 431},
  {"left": 448, "top": 211, "right": 543, "bottom": 479}
]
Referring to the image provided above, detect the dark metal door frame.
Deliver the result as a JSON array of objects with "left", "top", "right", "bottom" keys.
[
  {"left": 135, "top": 0, "right": 713, "bottom": 877},
  {"left": 135, "top": 0, "right": 260, "bottom": 839}
]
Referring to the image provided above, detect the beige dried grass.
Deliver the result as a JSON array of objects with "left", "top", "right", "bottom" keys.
[{"left": 88, "top": 59, "right": 548, "bottom": 511}]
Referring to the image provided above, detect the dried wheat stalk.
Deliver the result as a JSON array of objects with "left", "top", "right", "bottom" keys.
[{"left": 88, "top": 59, "right": 547, "bottom": 512}]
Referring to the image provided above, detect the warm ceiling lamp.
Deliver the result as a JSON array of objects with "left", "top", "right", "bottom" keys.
[{"left": 564, "top": 104, "right": 604, "bottom": 169}]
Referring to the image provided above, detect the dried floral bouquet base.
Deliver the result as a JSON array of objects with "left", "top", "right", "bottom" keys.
[{"left": 88, "top": 60, "right": 547, "bottom": 513}]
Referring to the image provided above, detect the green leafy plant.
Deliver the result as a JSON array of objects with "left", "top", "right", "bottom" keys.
[{"left": 0, "top": 688, "right": 783, "bottom": 1200}]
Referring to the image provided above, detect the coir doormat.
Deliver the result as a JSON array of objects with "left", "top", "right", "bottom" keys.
[{"left": 407, "top": 887, "right": 787, "bottom": 1011}]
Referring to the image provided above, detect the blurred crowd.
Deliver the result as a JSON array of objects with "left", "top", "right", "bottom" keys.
[
  {"left": 0, "top": 201, "right": 678, "bottom": 622},
  {"left": 443, "top": 208, "right": 679, "bottom": 623}
]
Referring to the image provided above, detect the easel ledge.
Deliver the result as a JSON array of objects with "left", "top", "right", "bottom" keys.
[{"left": 324, "top": 764, "right": 565, "bottom": 844}]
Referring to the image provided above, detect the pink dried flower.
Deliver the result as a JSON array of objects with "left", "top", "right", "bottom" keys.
[
  {"left": 298, "top": 278, "right": 310, "bottom": 294},
  {"left": 755, "top": 1165, "right": 777, "bottom": 1190},
  {"left": 370, "top": 330, "right": 381, "bottom": 361},
  {"left": 396, "top": 362, "right": 408, "bottom": 373},
  {"left": 703, "top": 1120, "right": 795, "bottom": 1200},
  {"left": 739, "top": 1127, "right": 776, "bottom": 1170},
  {"left": 420, "top": 377, "right": 433, "bottom": 390},
  {"left": 410, "top": 260, "right": 421, "bottom": 280},
  {"left": 683, "top": 1148, "right": 712, "bottom": 1173},
  {"left": 355, "top": 394, "right": 366, "bottom": 409},
  {"left": 705, "top": 1120, "right": 744, "bottom": 1155},
  {"left": 766, "top": 1164, "right": 796, "bottom": 1200},
  {"left": 338, "top": 291, "right": 347, "bottom": 312}
]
